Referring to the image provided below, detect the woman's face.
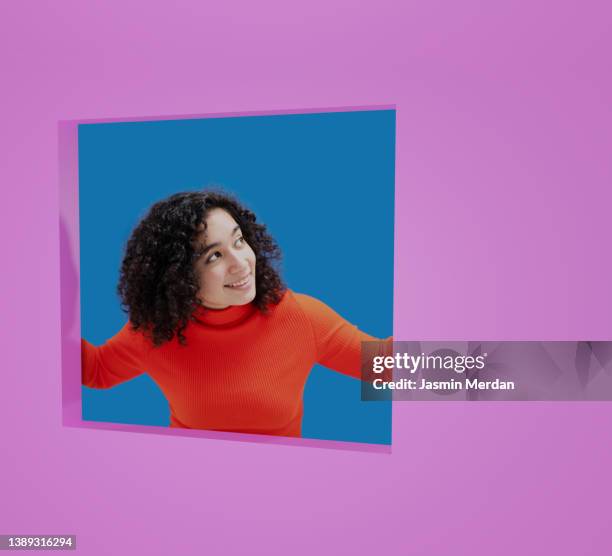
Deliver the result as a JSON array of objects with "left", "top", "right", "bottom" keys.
[{"left": 194, "top": 208, "right": 256, "bottom": 309}]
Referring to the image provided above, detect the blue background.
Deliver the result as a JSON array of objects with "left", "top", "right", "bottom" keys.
[{"left": 79, "top": 109, "right": 395, "bottom": 444}]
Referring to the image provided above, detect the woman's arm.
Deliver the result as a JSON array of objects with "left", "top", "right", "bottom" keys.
[
  {"left": 294, "top": 293, "right": 392, "bottom": 379},
  {"left": 81, "top": 322, "right": 148, "bottom": 388}
]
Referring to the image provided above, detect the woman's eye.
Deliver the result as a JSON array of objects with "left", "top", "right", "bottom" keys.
[
  {"left": 235, "top": 236, "right": 245, "bottom": 247},
  {"left": 206, "top": 251, "right": 222, "bottom": 264}
]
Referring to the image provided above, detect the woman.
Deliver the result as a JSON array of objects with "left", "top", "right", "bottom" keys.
[{"left": 82, "top": 190, "right": 388, "bottom": 437}]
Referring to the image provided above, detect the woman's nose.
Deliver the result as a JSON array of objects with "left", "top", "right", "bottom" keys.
[{"left": 227, "top": 250, "right": 248, "bottom": 273}]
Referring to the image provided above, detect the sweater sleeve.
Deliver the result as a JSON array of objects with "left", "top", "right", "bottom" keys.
[
  {"left": 294, "top": 293, "right": 391, "bottom": 380},
  {"left": 81, "top": 322, "right": 149, "bottom": 389}
]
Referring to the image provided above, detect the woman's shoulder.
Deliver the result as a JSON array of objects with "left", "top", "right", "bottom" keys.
[
  {"left": 282, "top": 290, "right": 340, "bottom": 321},
  {"left": 281, "top": 289, "right": 316, "bottom": 307}
]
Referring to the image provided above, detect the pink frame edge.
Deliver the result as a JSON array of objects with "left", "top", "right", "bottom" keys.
[{"left": 58, "top": 104, "right": 397, "bottom": 454}]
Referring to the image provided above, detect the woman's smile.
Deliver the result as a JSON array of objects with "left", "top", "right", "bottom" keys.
[{"left": 225, "top": 273, "right": 252, "bottom": 289}]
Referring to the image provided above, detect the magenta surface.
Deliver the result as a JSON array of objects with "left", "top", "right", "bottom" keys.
[{"left": 2, "top": 2, "right": 612, "bottom": 555}]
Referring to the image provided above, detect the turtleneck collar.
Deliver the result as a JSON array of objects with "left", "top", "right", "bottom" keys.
[{"left": 192, "top": 302, "right": 257, "bottom": 327}]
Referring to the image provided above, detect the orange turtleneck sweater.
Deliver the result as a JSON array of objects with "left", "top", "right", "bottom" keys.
[{"left": 81, "top": 290, "right": 387, "bottom": 437}]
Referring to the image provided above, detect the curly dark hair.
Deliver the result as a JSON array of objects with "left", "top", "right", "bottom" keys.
[{"left": 118, "top": 189, "right": 285, "bottom": 346}]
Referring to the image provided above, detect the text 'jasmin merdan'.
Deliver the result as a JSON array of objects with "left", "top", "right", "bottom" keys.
[{"left": 372, "top": 353, "right": 487, "bottom": 374}]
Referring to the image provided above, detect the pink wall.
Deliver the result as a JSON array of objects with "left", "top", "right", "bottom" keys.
[{"left": 2, "top": 1, "right": 611, "bottom": 554}]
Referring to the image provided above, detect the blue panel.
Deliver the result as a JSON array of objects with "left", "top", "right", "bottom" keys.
[{"left": 79, "top": 110, "right": 395, "bottom": 444}]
